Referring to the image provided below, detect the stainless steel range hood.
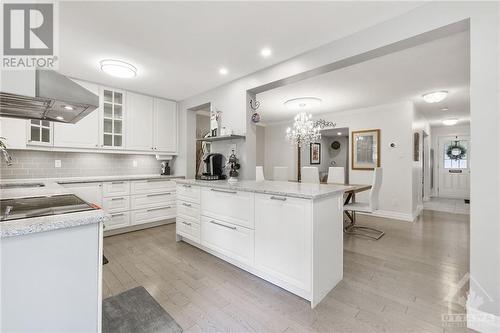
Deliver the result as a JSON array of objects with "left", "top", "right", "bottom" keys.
[{"left": 0, "top": 70, "right": 99, "bottom": 124}]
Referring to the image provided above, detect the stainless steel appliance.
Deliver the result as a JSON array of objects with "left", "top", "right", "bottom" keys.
[
  {"left": 161, "top": 161, "right": 170, "bottom": 175},
  {"left": 201, "top": 153, "right": 226, "bottom": 180},
  {"left": 0, "top": 194, "right": 98, "bottom": 221},
  {"left": 0, "top": 70, "right": 99, "bottom": 123}
]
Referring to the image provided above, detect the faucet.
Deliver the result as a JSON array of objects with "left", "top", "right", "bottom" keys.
[{"left": 0, "top": 137, "right": 12, "bottom": 166}]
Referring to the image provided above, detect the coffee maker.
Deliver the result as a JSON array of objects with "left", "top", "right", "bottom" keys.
[{"left": 201, "top": 153, "right": 226, "bottom": 180}]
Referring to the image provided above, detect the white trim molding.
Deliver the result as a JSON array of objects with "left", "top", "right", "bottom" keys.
[{"left": 467, "top": 306, "right": 500, "bottom": 333}]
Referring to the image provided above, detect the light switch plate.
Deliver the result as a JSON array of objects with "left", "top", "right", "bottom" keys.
[
  {"left": 132, "top": 160, "right": 138, "bottom": 168},
  {"left": 54, "top": 160, "right": 61, "bottom": 168}
]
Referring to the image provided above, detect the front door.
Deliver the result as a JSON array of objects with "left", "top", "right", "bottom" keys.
[{"left": 438, "top": 135, "right": 470, "bottom": 199}]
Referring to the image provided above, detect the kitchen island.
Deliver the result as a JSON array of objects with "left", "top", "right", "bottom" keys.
[{"left": 175, "top": 179, "right": 351, "bottom": 307}]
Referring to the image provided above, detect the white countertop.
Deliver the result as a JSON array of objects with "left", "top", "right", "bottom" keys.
[
  {"left": 0, "top": 174, "right": 183, "bottom": 238},
  {"left": 175, "top": 179, "right": 352, "bottom": 200}
]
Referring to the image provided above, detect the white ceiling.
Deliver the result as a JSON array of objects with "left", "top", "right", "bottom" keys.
[
  {"left": 257, "top": 31, "right": 470, "bottom": 126},
  {"left": 58, "top": 1, "right": 423, "bottom": 101}
]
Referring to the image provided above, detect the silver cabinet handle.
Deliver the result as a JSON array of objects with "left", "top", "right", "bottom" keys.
[
  {"left": 111, "top": 197, "right": 125, "bottom": 201},
  {"left": 270, "top": 196, "right": 287, "bottom": 201},
  {"left": 111, "top": 213, "right": 124, "bottom": 217},
  {"left": 182, "top": 184, "right": 192, "bottom": 188},
  {"left": 210, "top": 220, "right": 236, "bottom": 230},
  {"left": 147, "top": 179, "right": 167, "bottom": 183},
  {"left": 111, "top": 181, "right": 124, "bottom": 185},
  {"left": 182, "top": 221, "right": 192, "bottom": 226},
  {"left": 210, "top": 188, "right": 237, "bottom": 194},
  {"left": 147, "top": 193, "right": 171, "bottom": 197},
  {"left": 182, "top": 202, "right": 192, "bottom": 207},
  {"left": 147, "top": 206, "right": 171, "bottom": 212}
]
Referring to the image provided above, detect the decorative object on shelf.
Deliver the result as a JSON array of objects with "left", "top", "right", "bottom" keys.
[
  {"left": 210, "top": 110, "right": 222, "bottom": 137},
  {"left": 250, "top": 99, "right": 261, "bottom": 124},
  {"left": 447, "top": 140, "right": 467, "bottom": 160},
  {"left": 310, "top": 143, "right": 321, "bottom": 165},
  {"left": 331, "top": 141, "right": 341, "bottom": 150},
  {"left": 352, "top": 129, "right": 380, "bottom": 170},
  {"left": 226, "top": 149, "right": 241, "bottom": 184},
  {"left": 286, "top": 112, "right": 321, "bottom": 181},
  {"left": 314, "top": 119, "right": 336, "bottom": 129},
  {"left": 413, "top": 132, "right": 420, "bottom": 161},
  {"left": 219, "top": 126, "right": 233, "bottom": 136}
]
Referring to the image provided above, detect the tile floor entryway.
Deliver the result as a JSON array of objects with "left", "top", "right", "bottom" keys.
[{"left": 424, "top": 197, "right": 470, "bottom": 215}]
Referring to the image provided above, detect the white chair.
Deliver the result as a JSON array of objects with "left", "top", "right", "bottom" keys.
[
  {"left": 344, "top": 167, "right": 384, "bottom": 240},
  {"left": 256, "top": 166, "right": 265, "bottom": 182},
  {"left": 273, "top": 167, "right": 288, "bottom": 181},
  {"left": 327, "top": 167, "right": 345, "bottom": 184},
  {"left": 301, "top": 167, "right": 320, "bottom": 184}
]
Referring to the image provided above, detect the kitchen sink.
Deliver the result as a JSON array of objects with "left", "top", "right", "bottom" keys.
[{"left": 0, "top": 183, "right": 46, "bottom": 189}]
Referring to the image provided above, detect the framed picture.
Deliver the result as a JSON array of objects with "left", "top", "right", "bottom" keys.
[
  {"left": 352, "top": 129, "right": 380, "bottom": 170},
  {"left": 413, "top": 132, "right": 420, "bottom": 161},
  {"left": 310, "top": 142, "right": 321, "bottom": 164}
]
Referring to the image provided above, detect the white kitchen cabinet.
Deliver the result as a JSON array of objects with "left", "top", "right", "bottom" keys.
[
  {"left": 131, "top": 192, "right": 175, "bottom": 210},
  {"left": 0, "top": 117, "right": 26, "bottom": 149},
  {"left": 102, "top": 196, "right": 130, "bottom": 213},
  {"left": 53, "top": 80, "right": 100, "bottom": 149},
  {"left": 102, "top": 181, "right": 130, "bottom": 197},
  {"left": 177, "top": 200, "right": 200, "bottom": 220},
  {"left": 27, "top": 119, "right": 53, "bottom": 146},
  {"left": 177, "top": 184, "right": 201, "bottom": 204},
  {"left": 126, "top": 92, "right": 154, "bottom": 151},
  {"left": 176, "top": 215, "right": 200, "bottom": 243},
  {"left": 131, "top": 179, "right": 176, "bottom": 194},
  {"left": 131, "top": 205, "right": 176, "bottom": 225},
  {"left": 254, "top": 194, "right": 312, "bottom": 293},
  {"left": 59, "top": 182, "right": 103, "bottom": 206},
  {"left": 201, "top": 187, "right": 255, "bottom": 229},
  {"left": 105, "top": 211, "right": 131, "bottom": 230},
  {"left": 100, "top": 87, "right": 125, "bottom": 149},
  {"left": 153, "top": 98, "right": 177, "bottom": 152}
]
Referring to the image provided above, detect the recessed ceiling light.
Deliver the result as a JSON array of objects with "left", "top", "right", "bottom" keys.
[
  {"left": 284, "top": 97, "right": 322, "bottom": 109},
  {"left": 100, "top": 59, "right": 137, "bottom": 78},
  {"left": 56, "top": 116, "right": 64, "bottom": 121},
  {"left": 63, "top": 105, "right": 74, "bottom": 110},
  {"left": 337, "top": 132, "right": 342, "bottom": 136},
  {"left": 422, "top": 91, "right": 448, "bottom": 103},
  {"left": 443, "top": 118, "right": 458, "bottom": 126},
  {"left": 260, "top": 48, "right": 272, "bottom": 57},
  {"left": 219, "top": 67, "right": 228, "bottom": 75},
  {"left": 441, "top": 107, "right": 449, "bottom": 111}
]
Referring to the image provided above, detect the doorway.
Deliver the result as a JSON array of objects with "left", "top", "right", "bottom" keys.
[{"left": 437, "top": 135, "right": 470, "bottom": 199}]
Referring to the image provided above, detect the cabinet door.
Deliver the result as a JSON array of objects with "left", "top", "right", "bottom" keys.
[
  {"left": 254, "top": 194, "right": 312, "bottom": 292},
  {"left": 53, "top": 80, "right": 100, "bottom": 149},
  {"left": 154, "top": 98, "right": 177, "bottom": 152},
  {"left": 126, "top": 93, "right": 154, "bottom": 151},
  {"left": 27, "top": 119, "right": 52, "bottom": 146},
  {"left": 60, "top": 182, "right": 103, "bottom": 206},
  {"left": 100, "top": 87, "right": 125, "bottom": 149},
  {"left": 201, "top": 188, "right": 254, "bottom": 229},
  {"left": 0, "top": 117, "right": 26, "bottom": 149}
]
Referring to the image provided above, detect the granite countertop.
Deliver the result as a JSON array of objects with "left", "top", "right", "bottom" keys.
[
  {"left": 175, "top": 179, "right": 352, "bottom": 200},
  {"left": 0, "top": 174, "right": 184, "bottom": 238}
]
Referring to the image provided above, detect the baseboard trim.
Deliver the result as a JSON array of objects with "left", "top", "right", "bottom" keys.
[
  {"left": 467, "top": 306, "right": 500, "bottom": 333},
  {"left": 357, "top": 210, "right": 414, "bottom": 222}
]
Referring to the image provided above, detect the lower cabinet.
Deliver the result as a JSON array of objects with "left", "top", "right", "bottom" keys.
[
  {"left": 106, "top": 211, "right": 131, "bottom": 230},
  {"left": 201, "top": 216, "right": 254, "bottom": 267},
  {"left": 176, "top": 215, "right": 200, "bottom": 243},
  {"left": 131, "top": 206, "right": 176, "bottom": 225},
  {"left": 60, "top": 182, "right": 103, "bottom": 206}
]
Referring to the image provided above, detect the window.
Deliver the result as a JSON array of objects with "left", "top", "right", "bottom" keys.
[
  {"left": 443, "top": 140, "right": 468, "bottom": 169},
  {"left": 29, "top": 120, "right": 51, "bottom": 144},
  {"left": 102, "top": 89, "right": 123, "bottom": 147}
]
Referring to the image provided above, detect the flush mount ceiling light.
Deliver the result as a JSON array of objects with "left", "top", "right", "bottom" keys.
[
  {"left": 56, "top": 116, "right": 64, "bottom": 121},
  {"left": 337, "top": 132, "right": 342, "bottom": 136},
  {"left": 260, "top": 47, "right": 272, "bottom": 57},
  {"left": 284, "top": 97, "right": 322, "bottom": 109},
  {"left": 441, "top": 107, "right": 449, "bottom": 111},
  {"left": 63, "top": 105, "right": 74, "bottom": 110},
  {"left": 100, "top": 59, "right": 137, "bottom": 78},
  {"left": 422, "top": 91, "right": 448, "bottom": 103},
  {"left": 219, "top": 67, "right": 228, "bottom": 75},
  {"left": 443, "top": 118, "right": 459, "bottom": 126}
]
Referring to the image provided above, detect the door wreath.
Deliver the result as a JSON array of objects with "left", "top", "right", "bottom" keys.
[{"left": 447, "top": 141, "right": 467, "bottom": 160}]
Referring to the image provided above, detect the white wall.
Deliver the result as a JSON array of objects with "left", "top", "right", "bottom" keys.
[
  {"left": 412, "top": 105, "right": 431, "bottom": 216},
  {"left": 178, "top": 2, "right": 500, "bottom": 324},
  {"left": 255, "top": 125, "right": 265, "bottom": 167}
]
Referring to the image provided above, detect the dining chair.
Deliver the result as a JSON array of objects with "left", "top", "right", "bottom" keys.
[
  {"left": 273, "top": 167, "right": 288, "bottom": 181},
  {"left": 256, "top": 166, "right": 265, "bottom": 182},
  {"left": 327, "top": 167, "right": 345, "bottom": 184},
  {"left": 344, "top": 167, "right": 384, "bottom": 240},
  {"left": 301, "top": 167, "right": 320, "bottom": 184}
]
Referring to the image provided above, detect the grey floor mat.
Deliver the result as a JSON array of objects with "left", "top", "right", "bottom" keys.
[{"left": 103, "top": 286, "right": 183, "bottom": 333}]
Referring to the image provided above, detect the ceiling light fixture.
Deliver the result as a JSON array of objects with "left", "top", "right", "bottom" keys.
[
  {"left": 100, "top": 59, "right": 137, "bottom": 78},
  {"left": 284, "top": 97, "right": 322, "bottom": 110},
  {"left": 441, "top": 107, "right": 449, "bottom": 111},
  {"left": 442, "top": 118, "right": 458, "bottom": 126},
  {"left": 63, "top": 105, "right": 74, "bottom": 110},
  {"left": 56, "top": 116, "right": 64, "bottom": 121},
  {"left": 260, "top": 48, "right": 272, "bottom": 57},
  {"left": 337, "top": 132, "right": 342, "bottom": 136},
  {"left": 219, "top": 67, "right": 228, "bottom": 75},
  {"left": 422, "top": 91, "right": 448, "bottom": 103}
]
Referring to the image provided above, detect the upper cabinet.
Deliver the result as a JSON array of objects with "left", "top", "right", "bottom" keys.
[
  {"left": 28, "top": 120, "right": 53, "bottom": 146},
  {"left": 154, "top": 98, "right": 177, "bottom": 153},
  {"left": 101, "top": 87, "right": 125, "bottom": 149},
  {"left": 53, "top": 80, "right": 100, "bottom": 149},
  {"left": 126, "top": 93, "right": 154, "bottom": 151}
]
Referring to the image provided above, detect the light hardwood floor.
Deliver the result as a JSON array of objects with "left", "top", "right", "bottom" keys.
[{"left": 103, "top": 210, "right": 471, "bottom": 333}]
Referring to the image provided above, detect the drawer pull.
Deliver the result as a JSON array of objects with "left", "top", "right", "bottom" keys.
[
  {"left": 210, "top": 188, "right": 237, "bottom": 194},
  {"left": 182, "top": 221, "right": 192, "bottom": 226},
  {"left": 270, "top": 196, "right": 287, "bottom": 201},
  {"left": 147, "top": 179, "right": 167, "bottom": 183},
  {"left": 182, "top": 184, "right": 192, "bottom": 188},
  {"left": 111, "top": 197, "right": 125, "bottom": 201},
  {"left": 209, "top": 220, "right": 237, "bottom": 230},
  {"left": 182, "top": 202, "right": 192, "bottom": 207},
  {"left": 111, "top": 213, "right": 124, "bottom": 217},
  {"left": 111, "top": 181, "right": 124, "bottom": 185},
  {"left": 147, "top": 193, "right": 171, "bottom": 197},
  {"left": 147, "top": 206, "right": 171, "bottom": 212}
]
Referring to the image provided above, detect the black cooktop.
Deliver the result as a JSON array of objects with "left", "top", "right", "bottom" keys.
[{"left": 0, "top": 194, "right": 97, "bottom": 222}]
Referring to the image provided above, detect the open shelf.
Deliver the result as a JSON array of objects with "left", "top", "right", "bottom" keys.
[{"left": 196, "top": 135, "right": 246, "bottom": 142}]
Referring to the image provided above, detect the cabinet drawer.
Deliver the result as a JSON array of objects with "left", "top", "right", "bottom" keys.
[
  {"left": 131, "top": 192, "right": 175, "bottom": 210},
  {"left": 131, "top": 179, "right": 176, "bottom": 194},
  {"left": 176, "top": 184, "right": 200, "bottom": 204},
  {"left": 176, "top": 215, "right": 200, "bottom": 243},
  {"left": 102, "top": 196, "right": 130, "bottom": 213},
  {"left": 104, "top": 211, "right": 130, "bottom": 230},
  {"left": 130, "top": 205, "right": 176, "bottom": 225},
  {"left": 201, "top": 188, "right": 254, "bottom": 229},
  {"left": 102, "top": 181, "right": 130, "bottom": 197},
  {"left": 201, "top": 216, "right": 254, "bottom": 266},
  {"left": 177, "top": 200, "right": 200, "bottom": 220}
]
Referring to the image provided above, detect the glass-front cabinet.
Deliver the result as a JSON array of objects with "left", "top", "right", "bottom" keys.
[
  {"left": 101, "top": 88, "right": 124, "bottom": 148},
  {"left": 28, "top": 119, "right": 52, "bottom": 145}
]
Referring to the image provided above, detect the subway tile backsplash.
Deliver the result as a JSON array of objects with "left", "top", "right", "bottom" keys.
[{"left": 0, "top": 150, "right": 165, "bottom": 180}]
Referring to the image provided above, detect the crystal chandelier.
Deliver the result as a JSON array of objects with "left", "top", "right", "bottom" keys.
[{"left": 286, "top": 112, "right": 321, "bottom": 147}]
